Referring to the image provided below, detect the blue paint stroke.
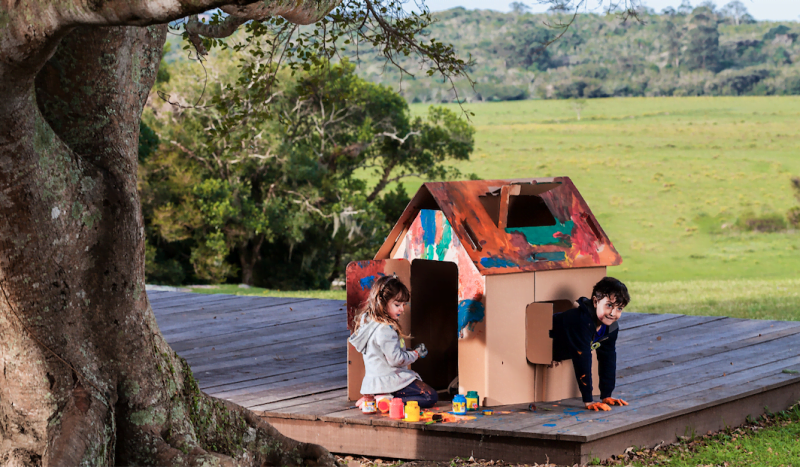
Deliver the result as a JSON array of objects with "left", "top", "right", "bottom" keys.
[
  {"left": 480, "top": 256, "right": 517, "bottom": 269},
  {"left": 535, "top": 251, "right": 566, "bottom": 262},
  {"left": 543, "top": 423, "right": 557, "bottom": 427},
  {"left": 359, "top": 273, "right": 384, "bottom": 291},
  {"left": 420, "top": 209, "right": 437, "bottom": 247},
  {"left": 458, "top": 299, "right": 485, "bottom": 334}
]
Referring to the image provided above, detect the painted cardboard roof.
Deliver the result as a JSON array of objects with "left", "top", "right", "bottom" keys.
[{"left": 374, "top": 177, "right": 622, "bottom": 275}]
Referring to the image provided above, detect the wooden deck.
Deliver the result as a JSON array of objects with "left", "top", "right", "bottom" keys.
[{"left": 149, "top": 290, "right": 800, "bottom": 465}]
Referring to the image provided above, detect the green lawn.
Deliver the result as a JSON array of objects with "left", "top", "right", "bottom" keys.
[{"left": 406, "top": 96, "right": 800, "bottom": 283}]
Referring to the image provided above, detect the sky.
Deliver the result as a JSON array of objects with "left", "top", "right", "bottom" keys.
[{"left": 415, "top": 0, "right": 800, "bottom": 21}]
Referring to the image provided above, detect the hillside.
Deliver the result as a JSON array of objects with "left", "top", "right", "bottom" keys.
[{"left": 344, "top": 6, "right": 800, "bottom": 102}]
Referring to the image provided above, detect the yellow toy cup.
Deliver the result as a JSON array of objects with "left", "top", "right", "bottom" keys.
[{"left": 404, "top": 401, "right": 420, "bottom": 422}]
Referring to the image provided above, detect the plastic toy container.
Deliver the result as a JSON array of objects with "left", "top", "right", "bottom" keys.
[{"left": 452, "top": 394, "right": 467, "bottom": 415}]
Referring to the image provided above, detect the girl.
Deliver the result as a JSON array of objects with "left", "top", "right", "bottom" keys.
[{"left": 348, "top": 275, "right": 438, "bottom": 408}]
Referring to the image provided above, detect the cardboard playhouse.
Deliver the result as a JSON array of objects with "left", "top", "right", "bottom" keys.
[{"left": 346, "top": 177, "right": 622, "bottom": 407}]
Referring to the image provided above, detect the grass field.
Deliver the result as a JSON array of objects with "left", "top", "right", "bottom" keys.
[{"left": 404, "top": 96, "right": 800, "bottom": 283}]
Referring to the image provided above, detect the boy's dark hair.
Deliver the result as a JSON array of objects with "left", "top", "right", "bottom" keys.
[{"left": 592, "top": 277, "right": 630, "bottom": 308}]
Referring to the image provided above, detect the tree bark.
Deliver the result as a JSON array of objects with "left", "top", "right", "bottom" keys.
[
  {"left": 0, "top": 1, "right": 340, "bottom": 465},
  {"left": 239, "top": 235, "right": 265, "bottom": 286}
]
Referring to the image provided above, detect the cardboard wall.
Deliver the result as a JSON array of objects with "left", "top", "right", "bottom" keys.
[
  {"left": 483, "top": 272, "right": 537, "bottom": 406},
  {"left": 345, "top": 259, "right": 411, "bottom": 401},
  {"left": 533, "top": 267, "right": 607, "bottom": 303},
  {"left": 410, "top": 259, "right": 459, "bottom": 391},
  {"left": 539, "top": 352, "right": 601, "bottom": 402}
]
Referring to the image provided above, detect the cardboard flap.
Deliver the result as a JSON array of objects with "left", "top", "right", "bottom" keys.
[
  {"left": 345, "top": 259, "right": 411, "bottom": 331},
  {"left": 525, "top": 302, "right": 553, "bottom": 365}
]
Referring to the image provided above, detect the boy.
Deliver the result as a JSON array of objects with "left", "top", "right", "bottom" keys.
[{"left": 552, "top": 277, "right": 630, "bottom": 411}]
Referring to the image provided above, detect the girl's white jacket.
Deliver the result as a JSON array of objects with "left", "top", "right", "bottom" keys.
[{"left": 348, "top": 316, "right": 420, "bottom": 394}]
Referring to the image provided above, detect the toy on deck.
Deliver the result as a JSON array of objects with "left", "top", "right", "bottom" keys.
[
  {"left": 404, "top": 401, "right": 420, "bottom": 422},
  {"left": 465, "top": 391, "right": 479, "bottom": 411},
  {"left": 376, "top": 394, "right": 392, "bottom": 413},
  {"left": 361, "top": 395, "right": 376, "bottom": 414},
  {"left": 452, "top": 394, "right": 467, "bottom": 415},
  {"left": 389, "top": 397, "right": 405, "bottom": 419}
]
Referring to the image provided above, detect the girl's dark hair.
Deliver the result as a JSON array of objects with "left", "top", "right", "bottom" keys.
[
  {"left": 592, "top": 277, "right": 630, "bottom": 308},
  {"left": 352, "top": 275, "right": 411, "bottom": 338}
]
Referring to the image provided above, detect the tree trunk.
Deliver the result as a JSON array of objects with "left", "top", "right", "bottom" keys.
[
  {"left": 239, "top": 236, "right": 264, "bottom": 286},
  {"left": 0, "top": 14, "right": 335, "bottom": 467}
]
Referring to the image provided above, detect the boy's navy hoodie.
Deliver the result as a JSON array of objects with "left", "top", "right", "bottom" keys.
[{"left": 552, "top": 297, "right": 619, "bottom": 403}]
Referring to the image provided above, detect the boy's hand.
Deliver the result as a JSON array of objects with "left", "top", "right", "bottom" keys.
[
  {"left": 414, "top": 343, "right": 428, "bottom": 358},
  {"left": 602, "top": 397, "right": 628, "bottom": 406},
  {"left": 585, "top": 402, "right": 611, "bottom": 411}
]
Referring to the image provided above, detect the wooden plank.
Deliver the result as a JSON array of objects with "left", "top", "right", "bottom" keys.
[
  {"left": 616, "top": 325, "right": 800, "bottom": 384},
  {"left": 235, "top": 371, "right": 348, "bottom": 408},
  {"left": 162, "top": 309, "right": 344, "bottom": 342},
  {"left": 162, "top": 303, "right": 345, "bottom": 343},
  {"left": 617, "top": 321, "right": 800, "bottom": 378},
  {"left": 168, "top": 315, "right": 345, "bottom": 353},
  {"left": 263, "top": 415, "right": 583, "bottom": 465},
  {"left": 150, "top": 294, "right": 242, "bottom": 310},
  {"left": 193, "top": 348, "right": 346, "bottom": 389},
  {"left": 173, "top": 314, "right": 344, "bottom": 358},
  {"left": 616, "top": 315, "right": 725, "bottom": 343},
  {"left": 154, "top": 297, "right": 325, "bottom": 323},
  {"left": 252, "top": 388, "right": 349, "bottom": 412},
  {"left": 190, "top": 335, "right": 347, "bottom": 374},
  {"left": 480, "top": 332, "right": 800, "bottom": 438},
  {"left": 619, "top": 313, "right": 682, "bottom": 330},
  {"left": 156, "top": 296, "right": 337, "bottom": 320},
  {"left": 523, "top": 353, "right": 800, "bottom": 438},
  {"left": 572, "top": 359, "right": 800, "bottom": 442},
  {"left": 616, "top": 318, "right": 784, "bottom": 367},
  {"left": 577, "top": 377, "right": 800, "bottom": 464},
  {"left": 210, "top": 365, "right": 347, "bottom": 400}
]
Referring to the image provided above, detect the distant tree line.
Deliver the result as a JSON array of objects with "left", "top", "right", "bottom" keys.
[{"left": 347, "top": 1, "right": 800, "bottom": 102}]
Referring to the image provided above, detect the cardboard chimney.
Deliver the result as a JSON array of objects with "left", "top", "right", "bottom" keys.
[{"left": 346, "top": 177, "right": 622, "bottom": 406}]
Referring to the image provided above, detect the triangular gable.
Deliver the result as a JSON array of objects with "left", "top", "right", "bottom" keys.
[{"left": 374, "top": 177, "right": 622, "bottom": 275}]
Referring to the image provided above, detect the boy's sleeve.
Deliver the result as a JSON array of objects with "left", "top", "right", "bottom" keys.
[
  {"left": 596, "top": 329, "right": 618, "bottom": 400},
  {"left": 375, "top": 325, "right": 419, "bottom": 367},
  {"left": 563, "top": 313, "right": 595, "bottom": 403}
]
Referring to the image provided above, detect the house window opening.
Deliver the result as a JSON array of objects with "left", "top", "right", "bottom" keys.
[
  {"left": 410, "top": 259, "right": 459, "bottom": 400},
  {"left": 506, "top": 195, "right": 556, "bottom": 228}
]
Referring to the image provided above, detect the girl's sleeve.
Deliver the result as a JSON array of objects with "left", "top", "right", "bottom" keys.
[{"left": 375, "top": 325, "right": 418, "bottom": 367}]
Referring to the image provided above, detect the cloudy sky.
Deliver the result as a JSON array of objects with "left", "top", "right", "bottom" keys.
[{"left": 415, "top": 0, "right": 800, "bottom": 21}]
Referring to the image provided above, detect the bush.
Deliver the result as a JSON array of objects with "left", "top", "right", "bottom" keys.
[
  {"left": 788, "top": 207, "right": 800, "bottom": 229},
  {"left": 736, "top": 211, "right": 788, "bottom": 232}
]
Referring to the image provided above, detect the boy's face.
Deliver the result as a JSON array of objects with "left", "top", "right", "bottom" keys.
[
  {"left": 386, "top": 297, "right": 407, "bottom": 321},
  {"left": 593, "top": 295, "right": 624, "bottom": 326}
]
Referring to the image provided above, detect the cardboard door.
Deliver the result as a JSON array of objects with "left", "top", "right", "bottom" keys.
[
  {"left": 525, "top": 302, "right": 553, "bottom": 365},
  {"left": 345, "top": 259, "right": 411, "bottom": 401}
]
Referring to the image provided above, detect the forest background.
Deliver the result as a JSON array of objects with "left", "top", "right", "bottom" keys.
[{"left": 142, "top": 1, "right": 800, "bottom": 318}]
